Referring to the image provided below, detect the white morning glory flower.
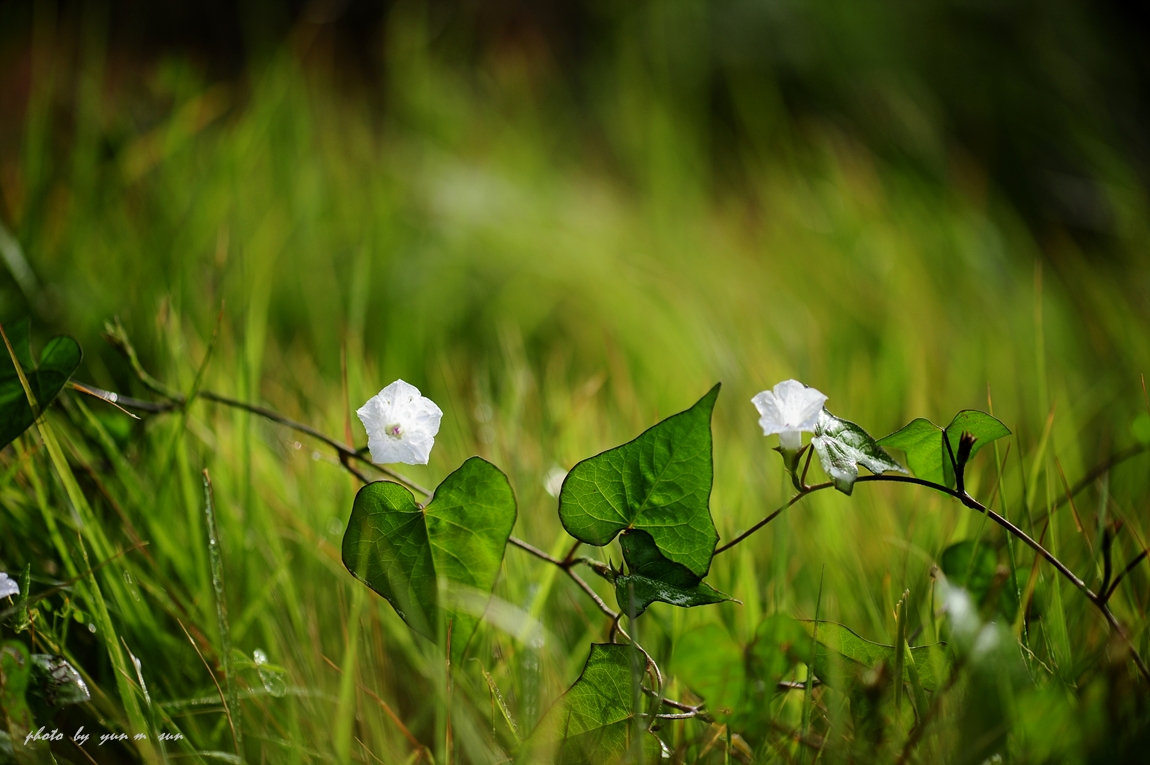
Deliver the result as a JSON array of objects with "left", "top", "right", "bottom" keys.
[
  {"left": 751, "top": 379, "right": 828, "bottom": 452},
  {"left": 357, "top": 380, "right": 443, "bottom": 465},
  {"left": 0, "top": 572, "right": 18, "bottom": 600}
]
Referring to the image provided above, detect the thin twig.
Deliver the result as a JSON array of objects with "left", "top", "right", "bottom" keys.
[
  {"left": 508, "top": 536, "right": 566, "bottom": 567},
  {"left": 566, "top": 568, "right": 619, "bottom": 621},
  {"left": 715, "top": 473, "right": 1150, "bottom": 684},
  {"left": 714, "top": 491, "right": 813, "bottom": 555},
  {"left": 1104, "top": 550, "right": 1148, "bottom": 603},
  {"left": 197, "top": 390, "right": 432, "bottom": 497},
  {"left": 74, "top": 381, "right": 431, "bottom": 497}
]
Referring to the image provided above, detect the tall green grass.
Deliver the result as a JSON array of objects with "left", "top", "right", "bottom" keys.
[{"left": 2, "top": 4, "right": 1149, "bottom": 763}]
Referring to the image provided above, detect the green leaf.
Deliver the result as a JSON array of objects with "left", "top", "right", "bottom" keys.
[
  {"left": 943, "top": 410, "right": 1011, "bottom": 477},
  {"left": 798, "top": 620, "right": 951, "bottom": 691},
  {"left": 559, "top": 384, "right": 720, "bottom": 577},
  {"left": 671, "top": 624, "right": 744, "bottom": 720},
  {"left": 24, "top": 654, "right": 91, "bottom": 725},
  {"left": 749, "top": 614, "right": 810, "bottom": 686},
  {"left": 876, "top": 418, "right": 944, "bottom": 483},
  {"left": 528, "top": 643, "right": 661, "bottom": 765},
  {"left": 0, "top": 319, "right": 83, "bottom": 449},
  {"left": 878, "top": 410, "right": 1010, "bottom": 488},
  {"left": 1, "top": 641, "right": 53, "bottom": 765},
  {"left": 811, "top": 408, "right": 906, "bottom": 495},
  {"left": 342, "top": 456, "right": 517, "bottom": 663},
  {"left": 614, "top": 530, "right": 731, "bottom": 618}
]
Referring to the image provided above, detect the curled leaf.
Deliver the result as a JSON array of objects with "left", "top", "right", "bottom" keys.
[
  {"left": 811, "top": 409, "right": 906, "bottom": 495},
  {"left": 878, "top": 410, "right": 1010, "bottom": 488},
  {"left": 614, "top": 530, "right": 731, "bottom": 618}
]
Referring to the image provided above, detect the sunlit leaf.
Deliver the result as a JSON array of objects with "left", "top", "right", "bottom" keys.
[
  {"left": 811, "top": 408, "right": 905, "bottom": 495},
  {"left": 1, "top": 319, "right": 83, "bottom": 449},
  {"left": 878, "top": 410, "right": 1010, "bottom": 488},
  {"left": 342, "top": 456, "right": 517, "bottom": 663},
  {"left": 614, "top": 530, "right": 731, "bottom": 618},
  {"left": 559, "top": 385, "right": 720, "bottom": 577}
]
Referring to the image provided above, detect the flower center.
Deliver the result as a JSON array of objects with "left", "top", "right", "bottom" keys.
[{"left": 385, "top": 423, "right": 404, "bottom": 440}]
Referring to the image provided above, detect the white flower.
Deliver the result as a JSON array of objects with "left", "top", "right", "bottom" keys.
[
  {"left": 0, "top": 572, "right": 19, "bottom": 600},
  {"left": 751, "top": 379, "right": 828, "bottom": 452},
  {"left": 543, "top": 466, "right": 568, "bottom": 498},
  {"left": 357, "top": 380, "right": 443, "bottom": 465}
]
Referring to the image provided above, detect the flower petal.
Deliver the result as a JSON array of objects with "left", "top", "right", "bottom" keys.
[
  {"left": 752, "top": 379, "right": 827, "bottom": 437},
  {"left": 357, "top": 379, "right": 443, "bottom": 465},
  {"left": 0, "top": 572, "right": 19, "bottom": 600}
]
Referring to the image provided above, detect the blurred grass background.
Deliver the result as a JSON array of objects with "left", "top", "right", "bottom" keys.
[{"left": 1, "top": 1, "right": 1149, "bottom": 762}]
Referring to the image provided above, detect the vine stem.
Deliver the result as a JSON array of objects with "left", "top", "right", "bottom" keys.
[
  {"left": 87, "top": 343, "right": 715, "bottom": 720},
  {"left": 75, "top": 383, "right": 431, "bottom": 497},
  {"left": 717, "top": 474, "right": 1150, "bottom": 684},
  {"left": 85, "top": 364, "right": 1150, "bottom": 686}
]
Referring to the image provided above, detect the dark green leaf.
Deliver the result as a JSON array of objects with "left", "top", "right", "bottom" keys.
[
  {"left": 0, "top": 320, "right": 83, "bottom": 449},
  {"left": 614, "top": 530, "right": 731, "bottom": 618},
  {"left": 878, "top": 410, "right": 1010, "bottom": 488},
  {"left": 811, "top": 409, "right": 906, "bottom": 495},
  {"left": 529, "top": 643, "right": 660, "bottom": 764},
  {"left": 29, "top": 654, "right": 90, "bottom": 708},
  {"left": 559, "top": 385, "right": 720, "bottom": 577},
  {"left": 342, "top": 456, "right": 517, "bottom": 663},
  {"left": 798, "top": 620, "right": 951, "bottom": 691}
]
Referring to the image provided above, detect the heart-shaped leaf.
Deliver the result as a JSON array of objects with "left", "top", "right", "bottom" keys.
[
  {"left": 614, "top": 530, "right": 731, "bottom": 618},
  {"left": 1, "top": 319, "right": 83, "bottom": 449},
  {"left": 342, "top": 456, "right": 517, "bottom": 663},
  {"left": 559, "top": 384, "right": 720, "bottom": 577},
  {"left": 528, "top": 643, "right": 661, "bottom": 764},
  {"left": 811, "top": 408, "right": 906, "bottom": 495},
  {"left": 878, "top": 410, "right": 1010, "bottom": 488}
]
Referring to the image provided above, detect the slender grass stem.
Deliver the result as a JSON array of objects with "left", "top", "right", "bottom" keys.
[{"left": 202, "top": 469, "right": 242, "bottom": 757}]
